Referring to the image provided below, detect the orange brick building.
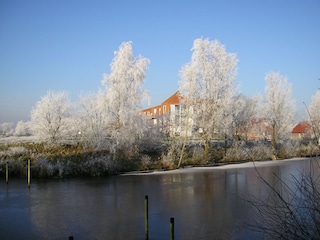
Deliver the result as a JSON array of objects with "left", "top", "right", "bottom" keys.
[
  {"left": 140, "top": 91, "right": 182, "bottom": 124},
  {"left": 291, "top": 121, "right": 311, "bottom": 139},
  {"left": 141, "top": 91, "right": 309, "bottom": 141},
  {"left": 140, "top": 91, "right": 194, "bottom": 136}
]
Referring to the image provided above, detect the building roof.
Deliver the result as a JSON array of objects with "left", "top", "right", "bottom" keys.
[
  {"left": 161, "top": 91, "right": 181, "bottom": 105},
  {"left": 292, "top": 121, "right": 309, "bottom": 133},
  {"left": 140, "top": 91, "right": 182, "bottom": 114}
]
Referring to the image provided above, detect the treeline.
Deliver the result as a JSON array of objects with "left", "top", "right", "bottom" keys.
[{"left": 0, "top": 38, "right": 319, "bottom": 177}]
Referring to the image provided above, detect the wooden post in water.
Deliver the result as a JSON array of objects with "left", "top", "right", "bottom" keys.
[
  {"left": 145, "top": 195, "right": 149, "bottom": 239},
  {"left": 5, "top": 161, "right": 8, "bottom": 183},
  {"left": 27, "top": 159, "right": 31, "bottom": 187},
  {"left": 170, "top": 217, "right": 174, "bottom": 240},
  {"left": 68, "top": 236, "right": 74, "bottom": 240}
]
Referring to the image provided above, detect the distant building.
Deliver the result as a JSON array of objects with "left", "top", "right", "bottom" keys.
[
  {"left": 291, "top": 121, "right": 311, "bottom": 139},
  {"left": 244, "top": 118, "right": 272, "bottom": 141},
  {"left": 140, "top": 91, "right": 193, "bottom": 137},
  {"left": 141, "top": 92, "right": 274, "bottom": 140},
  {"left": 142, "top": 91, "right": 310, "bottom": 141}
]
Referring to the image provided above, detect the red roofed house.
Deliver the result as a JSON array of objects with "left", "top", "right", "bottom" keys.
[
  {"left": 142, "top": 91, "right": 309, "bottom": 141},
  {"left": 245, "top": 118, "right": 272, "bottom": 141},
  {"left": 291, "top": 121, "right": 311, "bottom": 139},
  {"left": 140, "top": 91, "right": 193, "bottom": 136}
]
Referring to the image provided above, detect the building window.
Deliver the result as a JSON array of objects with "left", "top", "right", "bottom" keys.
[{"left": 163, "top": 105, "right": 166, "bottom": 113}]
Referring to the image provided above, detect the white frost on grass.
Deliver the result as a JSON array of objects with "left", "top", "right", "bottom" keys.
[{"left": 0, "top": 135, "right": 39, "bottom": 144}]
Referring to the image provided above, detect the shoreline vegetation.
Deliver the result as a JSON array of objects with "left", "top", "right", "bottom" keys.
[{"left": 0, "top": 136, "right": 319, "bottom": 179}]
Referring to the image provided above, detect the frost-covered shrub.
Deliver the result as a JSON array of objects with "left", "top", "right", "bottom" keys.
[
  {"left": 296, "top": 140, "right": 320, "bottom": 157},
  {"left": 224, "top": 147, "right": 244, "bottom": 162},
  {"left": 192, "top": 145, "right": 204, "bottom": 160},
  {"left": 160, "top": 145, "right": 179, "bottom": 169},
  {"left": 14, "top": 121, "right": 32, "bottom": 136},
  {"left": 0, "top": 150, "right": 6, "bottom": 159},
  {"left": 1, "top": 158, "right": 26, "bottom": 176},
  {"left": 140, "top": 154, "right": 151, "bottom": 170},
  {"left": 224, "top": 142, "right": 253, "bottom": 162},
  {"left": 224, "top": 142, "right": 273, "bottom": 162},
  {"left": 0, "top": 122, "right": 14, "bottom": 136},
  {"left": 30, "top": 91, "right": 71, "bottom": 145},
  {"left": 138, "top": 137, "right": 164, "bottom": 156},
  {"left": 277, "top": 140, "right": 299, "bottom": 159},
  {"left": 53, "top": 160, "right": 64, "bottom": 177},
  {"left": 159, "top": 139, "right": 182, "bottom": 169},
  {"left": 250, "top": 143, "right": 273, "bottom": 161},
  {"left": 83, "top": 156, "right": 111, "bottom": 176},
  {"left": 6, "top": 146, "right": 29, "bottom": 157},
  {"left": 160, "top": 152, "right": 176, "bottom": 169},
  {"left": 33, "top": 158, "right": 54, "bottom": 177}
]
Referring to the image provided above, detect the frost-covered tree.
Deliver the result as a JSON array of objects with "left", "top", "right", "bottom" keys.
[
  {"left": 229, "top": 94, "right": 258, "bottom": 154},
  {"left": 0, "top": 122, "right": 14, "bottom": 136},
  {"left": 176, "top": 64, "right": 197, "bottom": 167},
  {"left": 77, "top": 91, "right": 110, "bottom": 148},
  {"left": 179, "top": 38, "right": 238, "bottom": 162},
  {"left": 263, "top": 72, "right": 295, "bottom": 157},
  {"left": 30, "top": 91, "right": 71, "bottom": 144},
  {"left": 308, "top": 90, "right": 320, "bottom": 142},
  {"left": 101, "top": 41, "right": 150, "bottom": 153},
  {"left": 14, "top": 120, "right": 31, "bottom": 136}
]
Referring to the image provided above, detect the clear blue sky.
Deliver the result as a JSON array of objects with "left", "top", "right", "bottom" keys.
[{"left": 0, "top": 0, "right": 319, "bottom": 123}]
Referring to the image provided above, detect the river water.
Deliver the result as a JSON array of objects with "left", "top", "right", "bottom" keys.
[{"left": 0, "top": 158, "right": 319, "bottom": 240}]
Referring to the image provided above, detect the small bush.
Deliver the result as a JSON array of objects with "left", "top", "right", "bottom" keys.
[
  {"left": 190, "top": 145, "right": 204, "bottom": 164},
  {"left": 296, "top": 141, "right": 320, "bottom": 157},
  {"left": 6, "top": 146, "right": 29, "bottom": 157},
  {"left": 140, "top": 154, "right": 151, "bottom": 170},
  {"left": 0, "top": 158, "right": 26, "bottom": 176},
  {"left": 32, "top": 158, "right": 54, "bottom": 177},
  {"left": 83, "top": 156, "right": 113, "bottom": 176},
  {"left": 250, "top": 143, "right": 273, "bottom": 161},
  {"left": 277, "top": 140, "right": 299, "bottom": 159},
  {"left": 223, "top": 142, "right": 272, "bottom": 162},
  {"left": 160, "top": 151, "right": 177, "bottom": 170},
  {"left": 53, "top": 160, "right": 64, "bottom": 177}
]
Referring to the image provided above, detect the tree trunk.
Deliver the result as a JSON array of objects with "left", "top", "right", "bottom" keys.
[
  {"left": 234, "top": 134, "right": 239, "bottom": 160},
  {"left": 202, "top": 136, "right": 210, "bottom": 164},
  {"left": 224, "top": 134, "right": 228, "bottom": 156},
  {"left": 271, "top": 124, "right": 276, "bottom": 159},
  {"left": 178, "top": 106, "right": 190, "bottom": 168},
  {"left": 178, "top": 140, "right": 186, "bottom": 168}
]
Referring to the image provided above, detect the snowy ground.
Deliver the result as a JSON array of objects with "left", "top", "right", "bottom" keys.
[
  {"left": 122, "top": 157, "right": 314, "bottom": 176},
  {"left": 0, "top": 136, "right": 39, "bottom": 144}
]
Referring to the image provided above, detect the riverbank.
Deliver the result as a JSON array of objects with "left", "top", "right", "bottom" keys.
[
  {"left": 1, "top": 135, "right": 319, "bottom": 178},
  {"left": 121, "top": 157, "right": 318, "bottom": 176}
]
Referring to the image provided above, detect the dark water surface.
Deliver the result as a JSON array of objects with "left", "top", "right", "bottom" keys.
[{"left": 0, "top": 158, "right": 319, "bottom": 240}]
